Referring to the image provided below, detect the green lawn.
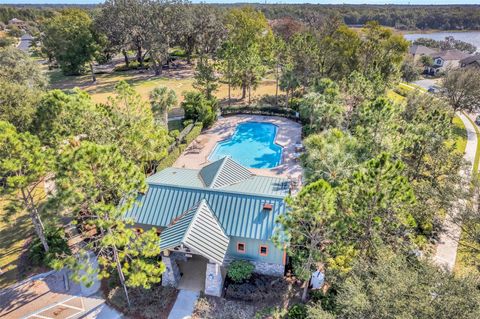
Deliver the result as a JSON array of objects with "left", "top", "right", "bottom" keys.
[
  {"left": 0, "top": 196, "right": 34, "bottom": 288},
  {"left": 454, "top": 113, "right": 480, "bottom": 276},
  {"left": 452, "top": 115, "right": 468, "bottom": 154},
  {"left": 46, "top": 68, "right": 279, "bottom": 105}
]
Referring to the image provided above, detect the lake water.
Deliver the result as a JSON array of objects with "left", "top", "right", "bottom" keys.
[{"left": 404, "top": 31, "right": 480, "bottom": 51}]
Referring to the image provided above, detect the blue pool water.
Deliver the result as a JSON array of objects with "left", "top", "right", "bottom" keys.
[{"left": 209, "top": 122, "right": 283, "bottom": 169}]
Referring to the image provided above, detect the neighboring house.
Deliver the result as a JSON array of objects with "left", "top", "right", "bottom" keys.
[
  {"left": 426, "top": 49, "right": 471, "bottom": 75},
  {"left": 460, "top": 54, "right": 480, "bottom": 69},
  {"left": 8, "top": 18, "right": 26, "bottom": 28},
  {"left": 409, "top": 44, "right": 437, "bottom": 62},
  {"left": 125, "top": 156, "right": 290, "bottom": 296}
]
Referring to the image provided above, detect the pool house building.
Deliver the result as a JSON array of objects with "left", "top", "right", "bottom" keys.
[{"left": 125, "top": 156, "right": 290, "bottom": 296}]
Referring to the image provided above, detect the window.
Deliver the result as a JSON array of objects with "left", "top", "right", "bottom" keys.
[
  {"left": 259, "top": 245, "right": 268, "bottom": 256},
  {"left": 237, "top": 242, "right": 246, "bottom": 253}
]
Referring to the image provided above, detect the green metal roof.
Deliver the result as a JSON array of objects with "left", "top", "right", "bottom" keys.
[
  {"left": 160, "top": 200, "right": 230, "bottom": 264},
  {"left": 199, "top": 157, "right": 253, "bottom": 189},
  {"left": 127, "top": 158, "right": 290, "bottom": 241},
  {"left": 147, "top": 161, "right": 289, "bottom": 198}
]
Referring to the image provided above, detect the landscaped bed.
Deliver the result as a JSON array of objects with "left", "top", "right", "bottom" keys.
[
  {"left": 102, "top": 276, "right": 178, "bottom": 319},
  {"left": 193, "top": 273, "right": 303, "bottom": 319}
]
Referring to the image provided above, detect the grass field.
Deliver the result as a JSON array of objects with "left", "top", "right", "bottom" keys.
[
  {"left": 0, "top": 196, "right": 34, "bottom": 288},
  {"left": 452, "top": 115, "right": 468, "bottom": 154},
  {"left": 47, "top": 68, "right": 279, "bottom": 105},
  {"left": 454, "top": 113, "right": 480, "bottom": 276}
]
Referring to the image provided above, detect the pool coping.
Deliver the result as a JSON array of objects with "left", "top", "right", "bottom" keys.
[
  {"left": 172, "top": 115, "right": 303, "bottom": 180},
  {"left": 207, "top": 121, "right": 284, "bottom": 168}
]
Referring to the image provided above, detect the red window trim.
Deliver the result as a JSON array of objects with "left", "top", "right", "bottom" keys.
[
  {"left": 259, "top": 245, "right": 268, "bottom": 256},
  {"left": 237, "top": 242, "right": 246, "bottom": 253}
]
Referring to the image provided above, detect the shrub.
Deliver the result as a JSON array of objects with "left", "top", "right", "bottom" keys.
[
  {"left": 29, "top": 227, "right": 70, "bottom": 268},
  {"left": 169, "top": 129, "right": 180, "bottom": 139},
  {"left": 310, "top": 288, "right": 337, "bottom": 313},
  {"left": 114, "top": 61, "right": 149, "bottom": 72},
  {"left": 227, "top": 260, "right": 255, "bottom": 283},
  {"left": 287, "top": 304, "right": 307, "bottom": 319},
  {"left": 155, "top": 123, "right": 202, "bottom": 171},
  {"left": 7, "top": 26, "right": 23, "bottom": 38},
  {"left": 181, "top": 91, "right": 216, "bottom": 128},
  {"left": 0, "top": 37, "right": 16, "bottom": 48}
]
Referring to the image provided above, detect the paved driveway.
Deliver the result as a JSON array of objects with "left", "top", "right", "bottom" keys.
[
  {"left": 0, "top": 270, "right": 121, "bottom": 319},
  {"left": 412, "top": 78, "right": 439, "bottom": 90},
  {"left": 17, "top": 34, "right": 33, "bottom": 52}
]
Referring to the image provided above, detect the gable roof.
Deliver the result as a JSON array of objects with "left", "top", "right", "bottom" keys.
[
  {"left": 147, "top": 163, "right": 289, "bottom": 198},
  {"left": 160, "top": 200, "right": 230, "bottom": 264},
  {"left": 409, "top": 45, "right": 437, "bottom": 56},
  {"left": 430, "top": 49, "right": 471, "bottom": 61},
  {"left": 460, "top": 54, "right": 480, "bottom": 65},
  {"left": 199, "top": 157, "right": 253, "bottom": 189},
  {"left": 127, "top": 160, "right": 290, "bottom": 241}
]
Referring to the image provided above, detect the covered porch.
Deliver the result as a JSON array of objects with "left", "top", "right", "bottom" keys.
[{"left": 160, "top": 200, "right": 229, "bottom": 296}]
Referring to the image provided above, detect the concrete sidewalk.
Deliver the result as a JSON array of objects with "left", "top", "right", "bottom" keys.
[
  {"left": 434, "top": 112, "right": 477, "bottom": 271},
  {"left": 167, "top": 290, "right": 199, "bottom": 319}
]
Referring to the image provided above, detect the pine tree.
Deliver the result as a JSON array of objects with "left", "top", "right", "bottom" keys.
[
  {"left": 53, "top": 142, "right": 165, "bottom": 307},
  {"left": 0, "top": 121, "right": 53, "bottom": 252}
]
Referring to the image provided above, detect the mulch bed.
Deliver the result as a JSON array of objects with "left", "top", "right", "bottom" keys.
[
  {"left": 101, "top": 277, "right": 178, "bottom": 319},
  {"left": 192, "top": 273, "right": 303, "bottom": 319}
]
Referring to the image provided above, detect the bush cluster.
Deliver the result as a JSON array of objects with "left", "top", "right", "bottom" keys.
[{"left": 227, "top": 260, "right": 255, "bottom": 283}]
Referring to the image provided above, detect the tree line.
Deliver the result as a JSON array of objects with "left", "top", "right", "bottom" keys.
[
  {"left": 253, "top": 4, "right": 480, "bottom": 30},
  {"left": 4, "top": 4, "right": 480, "bottom": 31}
]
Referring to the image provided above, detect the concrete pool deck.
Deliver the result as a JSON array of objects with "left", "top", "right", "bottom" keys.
[{"left": 173, "top": 115, "right": 303, "bottom": 180}]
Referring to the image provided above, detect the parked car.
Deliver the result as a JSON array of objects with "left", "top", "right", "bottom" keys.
[
  {"left": 475, "top": 116, "right": 480, "bottom": 126},
  {"left": 428, "top": 85, "right": 440, "bottom": 93}
]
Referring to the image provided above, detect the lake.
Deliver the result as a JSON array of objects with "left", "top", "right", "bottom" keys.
[{"left": 404, "top": 31, "right": 480, "bottom": 51}]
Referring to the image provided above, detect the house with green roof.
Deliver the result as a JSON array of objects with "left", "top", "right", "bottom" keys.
[{"left": 125, "top": 156, "right": 290, "bottom": 296}]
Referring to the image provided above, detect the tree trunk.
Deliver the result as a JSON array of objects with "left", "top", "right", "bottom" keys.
[
  {"left": 136, "top": 46, "right": 143, "bottom": 66},
  {"left": 122, "top": 50, "right": 130, "bottom": 67},
  {"left": 301, "top": 280, "right": 309, "bottom": 302},
  {"left": 275, "top": 63, "right": 279, "bottom": 106},
  {"left": 90, "top": 63, "right": 96, "bottom": 83},
  {"left": 113, "top": 245, "right": 131, "bottom": 308},
  {"left": 21, "top": 188, "right": 49, "bottom": 252},
  {"left": 285, "top": 89, "right": 289, "bottom": 108},
  {"left": 241, "top": 83, "right": 246, "bottom": 100},
  {"left": 248, "top": 84, "right": 251, "bottom": 105},
  {"left": 164, "top": 110, "right": 169, "bottom": 128},
  {"left": 150, "top": 53, "right": 162, "bottom": 76},
  {"left": 228, "top": 78, "right": 231, "bottom": 107}
]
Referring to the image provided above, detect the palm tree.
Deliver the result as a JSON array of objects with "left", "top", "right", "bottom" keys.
[
  {"left": 279, "top": 68, "right": 300, "bottom": 108},
  {"left": 150, "top": 87, "right": 178, "bottom": 127}
]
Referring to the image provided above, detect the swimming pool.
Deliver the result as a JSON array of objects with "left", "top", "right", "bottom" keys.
[{"left": 209, "top": 122, "right": 283, "bottom": 169}]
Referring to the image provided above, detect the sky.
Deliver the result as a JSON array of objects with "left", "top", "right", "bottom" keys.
[{"left": 0, "top": 0, "right": 479, "bottom": 4}]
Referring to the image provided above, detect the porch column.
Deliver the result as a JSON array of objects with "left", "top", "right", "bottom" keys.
[
  {"left": 205, "top": 262, "right": 223, "bottom": 297},
  {"left": 162, "top": 255, "right": 180, "bottom": 287}
]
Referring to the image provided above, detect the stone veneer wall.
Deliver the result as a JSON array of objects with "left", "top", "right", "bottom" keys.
[
  {"left": 161, "top": 253, "right": 185, "bottom": 287},
  {"left": 251, "top": 261, "right": 284, "bottom": 277},
  {"left": 204, "top": 263, "right": 223, "bottom": 297}
]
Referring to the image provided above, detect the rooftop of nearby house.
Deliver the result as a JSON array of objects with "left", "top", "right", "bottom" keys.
[
  {"left": 8, "top": 18, "right": 24, "bottom": 23},
  {"left": 125, "top": 157, "right": 290, "bottom": 241},
  {"left": 409, "top": 44, "right": 437, "bottom": 56},
  {"left": 460, "top": 54, "right": 480, "bottom": 66},
  {"left": 430, "top": 49, "right": 471, "bottom": 61}
]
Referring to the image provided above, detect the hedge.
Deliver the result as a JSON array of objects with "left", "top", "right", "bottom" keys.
[
  {"left": 156, "top": 122, "right": 203, "bottom": 172},
  {"left": 221, "top": 105, "right": 300, "bottom": 122}
]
